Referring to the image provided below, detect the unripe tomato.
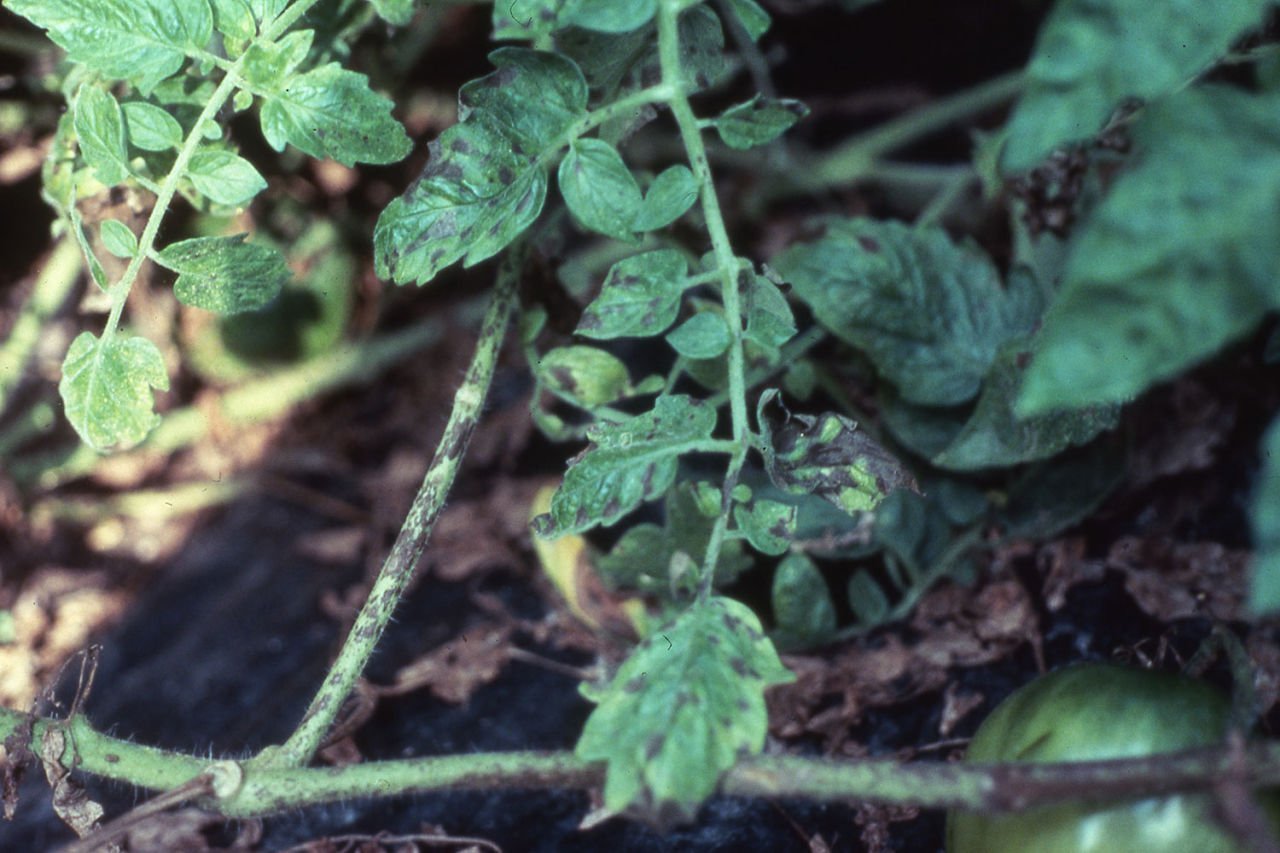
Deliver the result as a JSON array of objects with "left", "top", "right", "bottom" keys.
[{"left": 947, "top": 663, "right": 1280, "bottom": 852}]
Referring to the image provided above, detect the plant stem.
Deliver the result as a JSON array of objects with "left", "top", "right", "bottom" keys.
[
  {"left": 6, "top": 705, "right": 1280, "bottom": 819},
  {"left": 267, "top": 255, "right": 521, "bottom": 767},
  {"left": 656, "top": 0, "right": 751, "bottom": 594}
]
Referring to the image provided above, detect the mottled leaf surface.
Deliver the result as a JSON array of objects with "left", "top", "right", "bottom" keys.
[
  {"left": 533, "top": 395, "right": 716, "bottom": 536},
  {"left": 258, "top": 62, "right": 411, "bottom": 166},
  {"left": 577, "top": 250, "right": 688, "bottom": 339},
  {"left": 375, "top": 49, "right": 587, "bottom": 285},
  {"left": 775, "top": 219, "right": 1034, "bottom": 406},
  {"left": 156, "top": 234, "right": 289, "bottom": 313},
  {"left": 59, "top": 331, "right": 169, "bottom": 451},
  {"left": 576, "top": 596, "right": 793, "bottom": 816},
  {"left": 1019, "top": 88, "right": 1280, "bottom": 413},
  {"left": 7, "top": 0, "right": 213, "bottom": 94},
  {"left": 759, "top": 390, "right": 917, "bottom": 516},
  {"left": 538, "top": 345, "right": 635, "bottom": 408},
  {"left": 1002, "top": 0, "right": 1266, "bottom": 171}
]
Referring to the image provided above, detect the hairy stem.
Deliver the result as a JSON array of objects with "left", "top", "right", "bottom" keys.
[
  {"left": 267, "top": 255, "right": 521, "bottom": 766},
  {"left": 5, "top": 706, "right": 1280, "bottom": 819},
  {"left": 657, "top": 0, "right": 751, "bottom": 594}
]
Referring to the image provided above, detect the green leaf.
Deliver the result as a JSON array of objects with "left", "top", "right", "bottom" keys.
[
  {"left": 209, "top": 0, "right": 255, "bottom": 55},
  {"left": 999, "top": 440, "right": 1125, "bottom": 539},
  {"left": 577, "top": 250, "right": 688, "bottom": 339},
  {"left": 772, "top": 553, "right": 836, "bottom": 647},
  {"left": 370, "top": 0, "right": 415, "bottom": 26},
  {"left": 725, "top": 0, "right": 770, "bottom": 41},
  {"left": 677, "top": 5, "right": 727, "bottom": 90},
  {"left": 714, "top": 96, "right": 807, "bottom": 150},
  {"left": 774, "top": 218, "right": 1033, "bottom": 406},
  {"left": 873, "top": 489, "right": 953, "bottom": 579},
  {"left": 375, "top": 48, "right": 588, "bottom": 285},
  {"left": 156, "top": 234, "right": 289, "bottom": 313},
  {"left": 930, "top": 342, "right": 1120, "bottom": 470},
  {"left": 121, "top": 101, "right": 184, "bottom": 152},
  {"left": 744, "top": 273, "right": 796, "bottom": 351},
  {"left": 73, "top": 85, "right": 130, "bottom": 186},
  {"left": 538, "top": 345, "right": 634, "bottom": 408},
  {"left": 846, "top": 569, "right": 891, "bottom": 627},
  {"left": 247, "top": 0, "right": 288, "bottom": 25},
  {"left": 734, "top": 499, "right": 796, "bottom": 556},
  {"left": 533, "top": 395, "right": 716, "bottom": 536},
  {"left": 666, "top": 312, "right": 731, "bottom": 359},
  {"left": 576, "top": 595, "right": 793, "bottom": 817},
  {"left": 596, "top": 481, "right": 754, "bottom": 594},
  {"left": 561, "top": 0, "right": 656, "bottom": 33},
  {"left": 100, "top": 219, "right": 138, "bottom": 258},
  {"left": 1002, "top": 0, "right": 1267, "bottom": 172},
  {"left": 258, "top": 62, "right": 411, "bottom": 166},
  {"left": 59, "top": 331, "right": 169, "bottom": 452},
  {"left": 558, "top": 138, "right": 642, "bottom": 242},
  {"left": 1018, "top": 87, "right": 1280, "bottom": 414},
  {"left": 492, "top": 0, "right": 565, "bottom": 41},
  {"left": 633, "top": 165, "right": 698, "bottom": 231},
  {"left": 242, "top": 30, "right": 313, "bottom": 88},
  {"left": 1251, "top": 417, "right": 1280, "bottom": 614},
  {"left": 759, "top": 390, "right": 916, "bottom": 516},
  {"left": 7, "top": 0, "right": 213, "bottom": 95},
  {"left": 187, "top": 149, "right": 267, "bottom": 206}
]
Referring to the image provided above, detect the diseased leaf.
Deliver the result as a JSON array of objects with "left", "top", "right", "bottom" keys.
[
  {"left": 714, "top": 96, "right": 807, "bottom": 150},
  {"left": 258, "top": 61, "right": 411, "bottom": 166},
  {"left": 99, "top": 219, "right": 138, "bottom": 259},
  {"left": 59, "top": 331, "right": 169, "bottom": 452},
  {"left": 775, "top": 218, "right": 1034, "bottom": 406},
  {"left": 576, "top": 596, "right": 793, "bottom": 817},
  {"left": 558, "top": 138, "right": 642, "bottom": 242},
  {"left": 247, "top": 0, "right": 289, "bottom": 25},
  {"left": 772, "top": 553, "right": 836, "bottom": 648},
  {"left": 538, "top": 345, "right": 634, "bottom": 408},
  {"left": 7, "top": 0, "right": 213, "bottom": 95},
  {"left": 121, "top": 101, "right": 184, "bottom": 152},
  {"left": 677, "top": 5, "right": 727, "bottom": 90},
  {"left": 73, "top": 86, "right": 129, "bottom": 186},
  {"left": 666, "top": 312, "right": 731, "bottom": 359},
  {"left": 156, "top": 234, "right": 289, "bottom": 313},
  {"left": 1000, "top": 440, "right": 1125, "bottom": 539},
  {"left": 242, "top": 30, "right": 313, "bottom": 88},
  {"left": 634, "top": 165, "right": 698, "bottom": 231},
  {"left": 492, "top": 0, "right": 565, "bottom": 41},
  {"left": 1019, "top": 87, "right": 1280, "bottom": 414},
  {"left": 758, "top": 390, "right": 916, "bottom": 516},
  {"left": 533, "top": 395, "right": 716, "bottom": 536},
  {"left": 734, "top": 499, "right": 795, "bottom": 556},
  {"left": 931, "top": 342, "right": 1120, "bottom": 470},
  {"left": 1002, "top": 0, "right": 1267, "bottom": 172},
  {"left": 1251, "top": 417, "right": 1280, "bottom": 614},
  {"left": 375, "top": 48, "right": 588, "bottom": 285},
  {"left": 187, "top": 149, "right": 267, "bottom": 206},
  {"left": 561, "top": 0, "right": 656, "bottom": 34},
  {"left": 577, "top": 250, "right": 688, "bottom": 339},
  {"left": 596, "top": 481, "right": 754, "bottom": 594}
]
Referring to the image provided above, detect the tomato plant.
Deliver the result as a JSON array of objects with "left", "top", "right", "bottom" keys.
[{"left": 949, "top": 663, "right": 1280, "bottom": 852}]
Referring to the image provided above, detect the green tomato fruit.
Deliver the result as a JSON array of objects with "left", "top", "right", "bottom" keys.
[{"left": 947, "top": 662, "right": 1280, "bottom": 853}]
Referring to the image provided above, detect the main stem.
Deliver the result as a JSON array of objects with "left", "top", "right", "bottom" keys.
[
  {"left": 656, "top": 0, "right": 751, "bottom": 593},
  {"left": 268, "top": 255, "right": 520, "bottom": 767}
]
